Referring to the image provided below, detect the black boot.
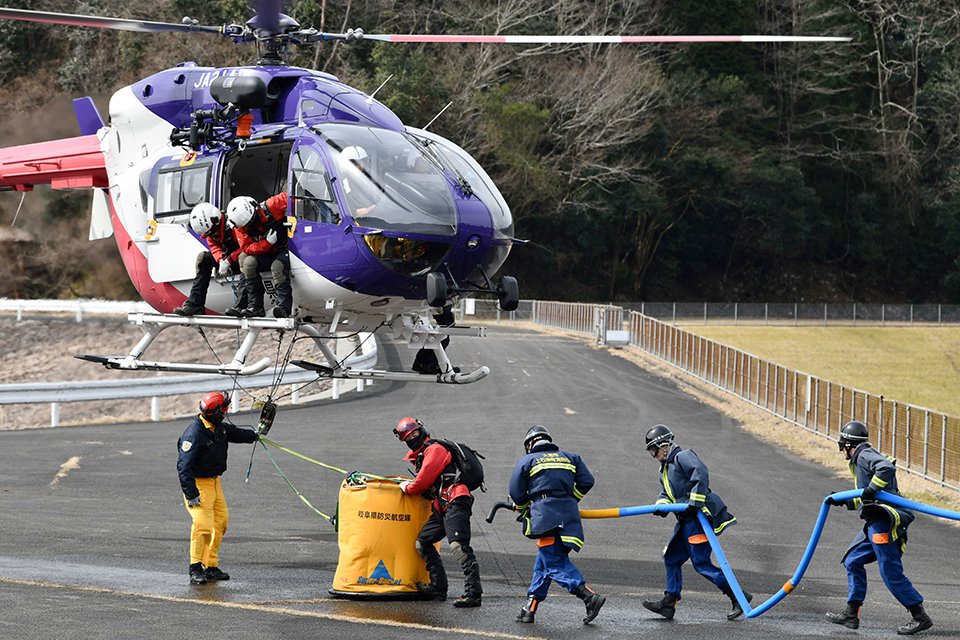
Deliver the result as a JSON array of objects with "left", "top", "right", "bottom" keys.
[
  {"left": 898, "top": 604, "right": 933, "bottom": 635},
  {"left": 189, "top": 562, "right": 207, "bottom": 585},
  {"left": 643, "top": 592, "right": 678, "bottom": 620},
  {"left": 242, "top": 276, "right": 265, "bottom": 317},
  {"left": 174, "top": 301, "right": 204, "bottom": 316},
  {"left": 272, "top": 279, "right": 293, "bottom": 318},
  {"left": 225, "top": 278, "right": 247, "bottom": 317},
  {"left": 451, "top": 543, "right": 482, "bottom": 607},
  {"left": 204, "top": 566, "right": 230, "bottom": 581},
  {"left": 416, "top": 541, "right": 448, "bottom": 601},
  {"left": 825, "top": 602, "right": 861, "bottom": 629},
  {"left": 516, "top": 596, "right": 538, "bottom": 623},
  {"left": 723, "top": 587, "right": 753, "bottom": 620},
  {"left": 573, "top": 584, "right": 605, "bottom": 624}
]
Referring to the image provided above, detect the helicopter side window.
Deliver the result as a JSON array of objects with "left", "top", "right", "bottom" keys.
[
  {"left": 154, "top": 164, "right": 212, "bottom": 220},
  {"left": 291, "top": 146, "right": 340, "bottom": 224}
]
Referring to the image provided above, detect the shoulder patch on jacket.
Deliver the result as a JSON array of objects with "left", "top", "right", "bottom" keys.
[{"left": 181, "top": 441, "right": 192, "bottom": 452}]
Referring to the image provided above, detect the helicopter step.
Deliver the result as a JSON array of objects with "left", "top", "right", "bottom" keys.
[{"left": 75, "top": 312, "right": 298, "bottom": 376}]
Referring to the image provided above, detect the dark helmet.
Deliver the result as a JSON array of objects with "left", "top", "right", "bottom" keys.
[
  {"left": 199, "top": 391, "right": 229, "bottom": 423},
  {"left": 524, "top": 424, "right": 552, "bottom": 453},
  {"left": 645, "top": 424, "right": 675, "bottom": 451},
  {"left": 394, "top": 417, "right": 428, "bottom": 450},
  {"left": 838, "top": 420, "right": 869, "bottom": 450}
]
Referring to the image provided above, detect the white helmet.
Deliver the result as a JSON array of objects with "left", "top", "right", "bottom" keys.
[
  {"left": 341, "top": 145, "right": 368, "bottom": 163},
  {"left": 226, "top": 196, "right": 258, "bottom": 229},
  {"left": 189, "top": 202, "right": 222, "bottom": 235}
]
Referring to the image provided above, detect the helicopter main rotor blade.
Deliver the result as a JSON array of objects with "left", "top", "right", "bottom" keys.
[
  {"left": 341, "top": 33, "right": 852, "bottom": 44},
  {"left": 0, "top": 7, "right": 222, "bottom": 35}
]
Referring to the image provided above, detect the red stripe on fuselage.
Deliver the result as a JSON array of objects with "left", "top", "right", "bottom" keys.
[{"left": 107, "top": 195, "right": 187, "bottom": 313}]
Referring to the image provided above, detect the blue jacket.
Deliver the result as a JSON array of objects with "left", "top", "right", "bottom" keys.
[
  {"left": 655, "top": 446, "right": 736, "bottom": 536},
  {"left": 841, "top": 443, "right": 914, "bottom": 556},
  {"left": 177, "top": 416, "right": 257, "bottom": 499},
  {"left": 508, "top": 442, "right": 595, "bottom": 551}
]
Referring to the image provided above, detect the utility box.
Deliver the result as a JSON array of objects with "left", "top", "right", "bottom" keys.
[
  {"left": 330, "top": 479, "right": 433, "bottom": 598},
  {"left": 604, "top": 329, "right": 630, "bottom": 348}
]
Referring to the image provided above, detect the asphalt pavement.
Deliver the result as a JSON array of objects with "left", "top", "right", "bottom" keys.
[{"left": 0, "top": 325, "right": 957, "bottom": 639}]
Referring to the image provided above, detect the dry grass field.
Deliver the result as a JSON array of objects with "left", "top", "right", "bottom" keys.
[{"left": 682, "top": 325, "right": 960, "bottom": 417}]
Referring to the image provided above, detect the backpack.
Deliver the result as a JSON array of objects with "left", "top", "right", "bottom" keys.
[{"left": 434, "top": 439, "right": 486, "bottom": 492}]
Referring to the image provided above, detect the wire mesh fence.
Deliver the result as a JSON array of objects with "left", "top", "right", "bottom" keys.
[
  {"left": 528, "top": 300, "right": 960, "bottom": 491},
  {"left": 621, "top": 302, "right": 960, "bottom": 326}
]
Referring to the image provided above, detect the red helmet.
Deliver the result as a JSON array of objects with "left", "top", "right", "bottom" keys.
[
  {"left": 199, "top": 391, "right": 229, "bottom": 420},
  {"left": 394, "top": 417, "right": 424, "bottom": 442}
]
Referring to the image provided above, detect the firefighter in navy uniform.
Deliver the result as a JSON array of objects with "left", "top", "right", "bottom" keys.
[
  {"left": 508, "top": 424, "right": 605, "bottom": 625},
  {"left": 394, "top": 417, "right": 482, "bottom": 607},
  {"left": 824, "top": 420, "right": 933, "bottom": 635},
  {"left": 641, "top": 424, "right": 752, "bottom": 621},
  {"left": 177, "top": 391, "right": 258, "bottom": 585},
  {"left": 173, "top": 202, "right": 247, "bottom": 317}
]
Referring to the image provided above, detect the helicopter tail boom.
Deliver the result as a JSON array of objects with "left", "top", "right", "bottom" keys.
[{"left": 0, "top": 135, "right": 107, "bottom": 192}]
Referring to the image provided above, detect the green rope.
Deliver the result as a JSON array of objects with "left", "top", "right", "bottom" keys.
[
  {"left": 258, "top": 437, "right": 399, "bottom": 483},
  {"left": 258, "top": 440, "right": 332, "bottom": 520}
]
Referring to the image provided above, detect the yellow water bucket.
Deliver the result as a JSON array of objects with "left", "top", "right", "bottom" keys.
[{"left": 330, "top": 478, "right": 433, "bottom": 596}]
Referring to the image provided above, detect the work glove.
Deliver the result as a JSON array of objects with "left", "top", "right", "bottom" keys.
[
  {"left": 652, "top": 505, "right": 670, "bottom": 518},
  {"left": 825, "top": 492, "right": 844, "bottom": 507},
  {"left": 217, "top": 259, "right": 231, "bottom": 277},
  {"left": 266, "top": 229, "right": 278, "bottom": 245},
  {"left": 686, "top": 503, "right": 701, "bottom": 515},
  {"left": 860, "top": 485, "right": 879, "bottom": 504},
  {"left": 186, "top": 495, "right": 201, "bottom": 507},
  {"left": 399, "top": 481, "right": 412, "bottom": 494}
]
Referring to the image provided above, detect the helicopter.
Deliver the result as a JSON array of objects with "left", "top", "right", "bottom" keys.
[{"left": 0, "top": 4, "right": 850, "bottom": 384}]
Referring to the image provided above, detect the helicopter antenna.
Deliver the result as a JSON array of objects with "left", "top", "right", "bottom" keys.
[
  {"left": 366, "top": 74, "right": 394, "bottom": 105},
  {"left": 423, "top": 102, "right": 453, "bottom": 132}
]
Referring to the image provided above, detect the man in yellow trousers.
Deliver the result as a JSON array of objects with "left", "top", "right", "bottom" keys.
[{"left": 177, "top": 391, "right": 258, "bottom": 585}]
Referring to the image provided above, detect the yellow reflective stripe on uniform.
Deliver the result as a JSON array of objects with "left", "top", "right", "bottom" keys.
[
  {"left": 655, "top": 498, "right": 672, "bottom": 505},
  {"left": 871, "top": 476, "right": 888, "bottom": 488},
  {"left": 560, "top": 535, "right": 583, "bottom": 550},
  {"left": 514, "top": 501, "right": 530, "bottom": 509},
  {"left": 880, "top": 505, "right": 901, "bottom": 542},
  {"left": 573, "top": 486, "right": 585, "bottom": 500},
  {"left": 529, "top": 462, "right": 577, "bottom": 475},
  {"left": 714, "top": 515, "right": 737, "bottom": 535},
  {"left": 662, "top": 466, "right": 676, "bottom": 503},
  {"left": 689, "top": 492, "right": 706, "bottom": 502}
]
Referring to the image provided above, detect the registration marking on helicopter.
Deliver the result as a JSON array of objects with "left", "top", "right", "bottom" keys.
[{"left": 0, "top": 578, "right": 547, "bottom": 640}]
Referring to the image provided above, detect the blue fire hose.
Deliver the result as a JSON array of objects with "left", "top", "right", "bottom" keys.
[{"left": 580, "top": 489, "right": 960, "bottom": 619}]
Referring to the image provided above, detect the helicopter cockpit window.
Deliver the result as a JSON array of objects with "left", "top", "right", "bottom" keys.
[
  {"left": 314, "top": 123, "right": 457, "bottom": 237},
  {"left": 409, "top": 130, "right": 514, "bottom": 240},
  {"left": 291, "top": 146, "right": 340, "bottom": 224},
  {"left": 154, "top": 164, "right": 211, "bottom": 220}
]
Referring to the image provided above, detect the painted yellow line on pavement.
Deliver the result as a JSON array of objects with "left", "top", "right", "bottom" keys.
[{"left": 0, "top": 578, "right": 545, "bottom": 640}]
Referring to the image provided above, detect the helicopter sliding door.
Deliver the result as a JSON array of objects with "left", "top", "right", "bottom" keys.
[
  {"left": 222, "top": 142, "right": 292, "bottom": 204},
  {"left": 145, "top": 158, "right": 215, "bottom": 284}
]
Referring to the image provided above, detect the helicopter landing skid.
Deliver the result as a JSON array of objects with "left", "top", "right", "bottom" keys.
[
  {"left": 75, "top": 312, "right": 298, "bottom": 376},
  {"left": 291, "top": 359, "right": 490, "bottom": 385}
]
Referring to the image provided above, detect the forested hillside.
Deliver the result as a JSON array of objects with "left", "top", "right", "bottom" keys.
[{"left": 1, "top": 0, "right": 958, "bottom": 303}]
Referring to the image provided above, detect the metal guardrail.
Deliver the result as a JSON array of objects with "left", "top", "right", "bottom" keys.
[
  {"left": 0, "top": 333, "right": 377, "bottom": 427},
  {"left": 0, "top": 298, "right": 155, "bottom": 321},
  {"left": 621, "top": 302, "right": 960, "bottom": 326}
]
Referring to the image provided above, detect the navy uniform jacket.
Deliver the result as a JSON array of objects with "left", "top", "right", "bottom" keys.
[
  {"left": 841, "top": 443, "right": 914, "bottom": 556},
  {"left": 655, "top": 446, "right": 736, "bottom": 537},
  {"left": 508, "top": 442, "right": 594, "bottom": 551},
  {"left": 177, "top": 416, "right": 257, "bottom": 500}
]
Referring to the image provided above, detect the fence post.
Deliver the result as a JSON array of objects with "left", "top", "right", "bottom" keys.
[
  {"left": 51, "top": 402, "right": 60, "bottom": 427},
  {"left": 905, "top": 405, "right": 911, "bottom": 469},
  {"left": 332, "top": 379, "right": 340, "bottom": 400},
  {"left": 672, "top": 302, "right": 676, "bottom": 326},
  {"left": 150, "top": 397, "right": 159, "bottom": 421},
  {"left": 923, "top": 411, "right": 930, "bottom": 475},
  {"left": 765, "top": 303, "right": 768, "bottom": 326},
  {"left": 823, "top": 304, "right": 827, "bottom": 326},
  {"left": 794, "top": 302, "right": 798, "bottom": 327},
  {"left": 825, "top": 383, "right": 832, "bottom": 436},
  {"left": 75, "top": 302, "right": 83, "bottom": 323},
  {"left": 941, "top": 415, "right": 947, "bottom": 485},
  {"left": 892, "top": 401, "right": 898, "bottom": 458},
  {"left": 853, "top": 303, "right": 857, "bottom": 326},
  {"left": 878, "top": 397, "right": 885, "bottom": 453},
  {"left": 938, "top": 304, "right": 942, "bottom": 325},
  {"left": 704, "top": 302, "right": 707, "bottom": 325},
  {"left": 910, "top": 305, "right": 914, "bottom": 326},
  {"left": 882, "top": 304, "right": 885, "bottom": 326},
  {"left": 734, "top": 303, "right": 738, "bottom": 324},
  {"left": 291, "top": 385, "right": 300, "bottom": 404}
]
